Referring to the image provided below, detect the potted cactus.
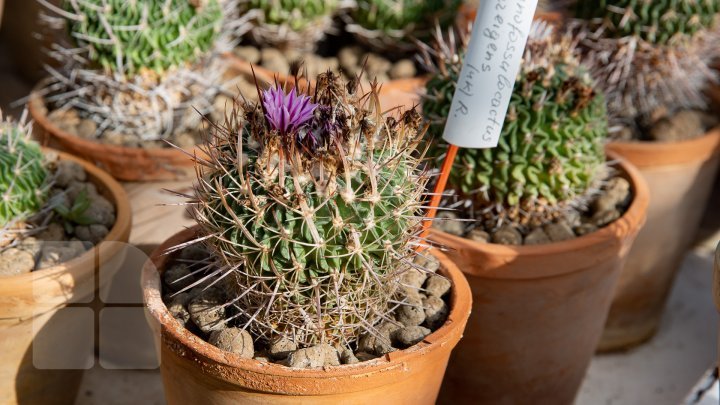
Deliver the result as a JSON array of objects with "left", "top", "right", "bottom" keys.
[
  {"left": 421, "top": 22, "right": 649, "bottom": 404},
  {"left": 28, "top": 0, "right": 233, "bottom": 181},
  {"left": 225, "top": 0, "right": 464, "bottom": 113},
  {"left": 0, "top": 111, "right": 131, "bottom": 404},
  {"left": 568, "top": 0, "right": 720, "bottom": 351},
  {"left": 142, "top": 72, "right": 471, "bottom": 403}
]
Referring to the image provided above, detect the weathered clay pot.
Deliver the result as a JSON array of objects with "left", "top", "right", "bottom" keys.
[
  {"left": 431, "top": 156, "right": 649, "bottom": 404},
  {"left": 143, "top": 227, "right": 471, "bottom": 404},
  {"left": 27, "top": 93, "right": 207, "bottom": 182},
  {"left": 0, "top": 150, "right": 132, "bottom": 405},
  {"left": 223, "top": 54, "right": 427, "bottom": 112},
  {"left": 600, "top": 126, "right": 720, "bottom": 351}
]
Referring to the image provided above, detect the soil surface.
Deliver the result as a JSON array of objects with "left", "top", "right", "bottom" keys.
[
  {"left": 433, "top": 172, "right": 633, "bottom": 245},
  {"left": 0, "top": 154, "right": 116, "bottom": 275},
  {"left": 614, "top": 109, "right": 719, "bottom": 142},
  {"left": 160, "top": 245, "right": 450, "bottom": 368}
]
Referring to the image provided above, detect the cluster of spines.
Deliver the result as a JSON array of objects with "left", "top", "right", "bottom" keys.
[
  {"left": 569, "top": 0, "right": 720, "bottom": 128},
  {"left": 185, "top": 73, "right": 431, "bottom": 348},
  {"left": 420, "top": 22, "right": 608, "bottom": 229}
]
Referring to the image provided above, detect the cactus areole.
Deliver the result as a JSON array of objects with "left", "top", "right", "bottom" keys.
[{"left": 190, "top": 74, "right": 430, "bottom": 347}]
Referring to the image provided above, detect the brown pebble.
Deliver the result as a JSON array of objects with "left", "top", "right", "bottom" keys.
[
  {"left": 187, "top": 291, "right": 226, "bottom": 333},
  {"left": 574, "top": 223, "right": 598, "bottom": 237},
  {"left": 543, "top": 222, "right": 575, "bottom": 243},
  {"left": 523, "top": 227, "right": 550, "bottom": 245},
  {"left": 268, "top": 336, "right": 298, "bottom": 360},
  {"left": 432, "top": 211, "right": 465, "bottom": 236},
  {"left": 208, "top": 328, "right": 254, "bottom": 358},
  {"left": 491, "top": 225, "right": 522, "bottom": 245},
  {"left": 592, "top": 209, "right": 621, "bottom": 227},
  {"left": 358, "top": 322, "right": 399, "bottom": 355},
  {"left": 424, "top": 274, "right": 451, "bottom": 298},
  {"left": 467, "top": 228, "right": 490, "bottom": 243},
  {"left": 396, "top": 292, "right": 425, "bottom": 326},
  {"left": 392, "top": 326, "right": 431, "bottom": 347},
  {"left": 286, "top": 344, "right": 339, "bottom": 369},
  {"left": 423, "top": 295, "right": 448, "bottom": 330},
  {"left": 593, "top": 177, "right": 630, "bottom": 213},
  {"left": 0, "top": 248, "right": 36, "bottom": 276}
]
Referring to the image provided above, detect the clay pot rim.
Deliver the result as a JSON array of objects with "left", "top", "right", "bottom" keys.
[
  {"left": 430, "top": 152, "right": 649, "bottom": 279},
  {"left": 142, "top": 226, "right": 471, "bottom": 382},
  {"left": 606, "top": 125, "right": 720, "bottom": 168},
  {"left": 0, "top": 148, "right": 131, "bottom": 284},
  {"left": 222, "top": 52, "right": 430, "bottom": 99},
  {"left": 27, "top": 90, "right": 204, "bottom": 158}
]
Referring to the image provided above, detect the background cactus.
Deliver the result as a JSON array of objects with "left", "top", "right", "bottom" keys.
[
  {"left": 40, "top": 0, "right": 230, "bottom": 142},
  {"left": 236, "top": 0, "right": 340, "bottom": 50},
  {"left": 419, "top": 22, "right": 608, "bottom": 229},
  {"left": 346, "top": 0, "right": 463, "bottom": 52},
  {"left": 0, "top": 112, "right": 48, "bottom": 227},
  {"left": 63, "top": 0, "right": 223, "bottom": 75},
  {"left": 568, "top": 0, "right": 720, "bottom": 132},
  {"left": 187, "top": 73, "right": 430, "bottom": 347}
]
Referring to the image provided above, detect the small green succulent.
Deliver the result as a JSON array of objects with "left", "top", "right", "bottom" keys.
[
  {"left": 0, "top": 116, "right": 48, "bottom": 226},
  {"left": 421, "top": 23, "right": 608, "bottom": 228},
  {"left": 63, "top": 0, "right": 223, "bottom": 74}
]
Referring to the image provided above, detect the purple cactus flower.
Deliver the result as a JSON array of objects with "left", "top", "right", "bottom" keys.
[{"left": 262, "top": 86, "right": 317, "bottom": 136}]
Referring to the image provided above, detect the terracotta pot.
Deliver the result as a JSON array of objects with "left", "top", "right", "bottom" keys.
[
  {"left": 143, "top": 227, "right": 471, "bottom": 404},
  {"left": 431, "top": 155, "right": 649, "bottom": 405},
  {"left": 223, "top": 53, "right": 427, "bottom": 112},
  {"left": 600, "top": 126, "right": 720, "bottom": 351},
  {"left": 28, "top": 91, "right": 205, "bottom": 182},
  {"left": 0, "top": 150, "right": 132, "bottom": 405}
]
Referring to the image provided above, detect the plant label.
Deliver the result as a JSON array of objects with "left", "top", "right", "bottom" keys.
[{"left": 442, "top": 0, "right": 538, "bottom": 149}]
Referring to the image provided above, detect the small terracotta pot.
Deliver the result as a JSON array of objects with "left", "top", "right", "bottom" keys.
[
  {"left": 143, "top": 227, "right": 471, "bottom": 404},
  {"left": 28, "top": 91, "right": 205, "bottom": 182},
  {"left": 0, "top": 150, "right": 132, "bottom": 405},
  {"left": 223, "top": 53, "right": 427, "bottom": 112},
  {"left": 600, "top": 126, "right": 720, "bottom": 351},
  {"left": 431, "top": 155, "right": 649, "bottom": 404}
]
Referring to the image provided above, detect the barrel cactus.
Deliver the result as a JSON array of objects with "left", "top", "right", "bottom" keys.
[
  {"left": 346, "top": 0, "right": 463, "bottom": 52},
  {"left": 237, "top": 0, "right": 340, "bottom": 50},
  {"left": 40, "top": 0, "right": 229, "bottom": 143},
  {"left": 0, "top": 113, "right": 48, "bottom": 227},
  {"left": 186, "top": 72, "right": 430, "bottom": 347},
  {"left": 63, "top": 0, "right": 223, "bottom": 75},
  {"left": 419, "top": 22, "right": 608, "bottom": 229},
  {"left": 569, "top": 0, "right": 720, "bottom": 130}
]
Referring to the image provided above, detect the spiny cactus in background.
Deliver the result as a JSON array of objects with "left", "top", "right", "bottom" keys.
[
  {"left": 0, "top": 112, "right": 48, "bottom": 227},
  {"left": 187, "top": 72, "right": 430, "bottom": 347},
  {"left": 237, "top": 0, "right": 340, "bottom": 50},
  {"left": 346, "top": 0, "right": 462, "bottom": 52},
  {"left": 63, "top": 0, "right": 223, "bottom": 75},
  {"left": 569, "top": 0, "right": 720, "bottom": 131},
  {"left": 40, "top": 0, "right": 229, "bottom": 142},
  {"left": 419, "top": 22, "right": 608, "bottom": 229}
]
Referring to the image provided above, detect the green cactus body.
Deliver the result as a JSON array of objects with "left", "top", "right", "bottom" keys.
[
  {"left": 348, "top": 0, "right": 462, "bottom": 51},
  {"left": 422, "top": 24, "right": 608, "bottom": 228},
  {"left": 0, "top": 119, "right": 48, "bottom": 226},
  {"left": 575, "top": 0, "right": 720, "bottom": 44},
  {"left": 63, "top": 0, "right": 223, "bottom": 74},
  {"left": 243, "top": 0, "right": 338, "bottom": 32},
  {"left": 191, "top": 73, "right": 428, "bottom": 347}
]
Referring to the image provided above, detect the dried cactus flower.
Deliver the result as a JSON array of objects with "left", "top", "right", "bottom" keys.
[
  {"left": 186, "top": 72, "right": 430, "bottom": 347},
  {"left": 569, "top": 0, "right": 720, "bottom": 130},
  {"left": 40, "top": 0, "right": 230, "bottom": 142},
  {"left": 419, "top": 22, "right": 608, "bottom": 229},
  {"left": 346, "top": 0, "right": 462, "bottom": 52},
  {"left": 63, "top": 0, "right": 223, "bottom": 75},
  {"left": 0, "top": 111, "right": 48, "bottom": 227},
  {"left": 236, "top": 0, "right": 340, "bottom": 50}
]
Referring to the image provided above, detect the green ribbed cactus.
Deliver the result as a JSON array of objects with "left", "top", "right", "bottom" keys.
[
  {"left": 63, "top": 0, "right": 223, "bottom": 74},
  {"left": 188, "top": 73, "right": 429, "bottom": 347},
  {"left": 348, "top": 0, "right": 462, "bottom": 51},
  {"left": 421, "top": 23, "right": 608, "bottom": 228},
  {"left": 575, "top": 0, "right": 720, "bottom": 44},
  {"left": 570, "top": 0, "right": 720, "bottom": 130},
  {"left": 0, "top": 115, "right": 48, "bottom": 226}
]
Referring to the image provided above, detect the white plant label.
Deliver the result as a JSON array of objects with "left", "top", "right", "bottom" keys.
[{"left": 442, "top": 0, "right": 538, "bottom": 149}]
